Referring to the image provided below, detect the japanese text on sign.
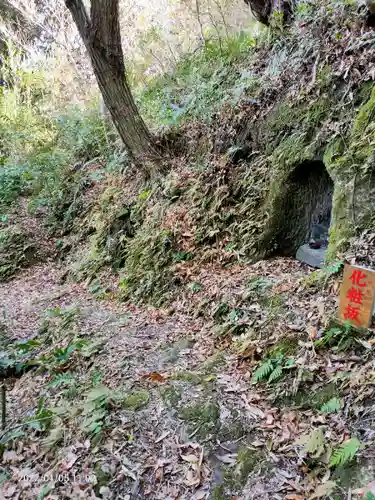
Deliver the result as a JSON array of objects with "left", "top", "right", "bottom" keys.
[{"left": 339, "top": 264, "right": 375, "bottom": 328}]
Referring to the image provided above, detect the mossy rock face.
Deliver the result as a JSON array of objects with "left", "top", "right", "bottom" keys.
[
  {"left": 0, "top": 226, "right": 37, "bottom": 281},
  {"left": 179, "top": 400, "right": 220, "bottom": 438},
  {"left": 262, "top": 159, "right": 333, "bottom": 256},
  {"left": 122, "top": 390, "right": 149, "bottom": 410},
  {"left": 251, "top": 80, "right": 375, "bottom": 262}
]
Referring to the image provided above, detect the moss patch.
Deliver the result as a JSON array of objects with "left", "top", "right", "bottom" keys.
[
  {"left": 211, "top": 484, "right": 227, "bottom": 500},
  {"left": 171, "top": 371, "right": 203, "bottom": 385},
  {"left": 201, "top": 351, "right": 226, "bottom": 374},
  {"left": 94, "top": 462, "right": 112, "bottom": 493},
  {"left": 163, "top": 337, "right": 194, "bottom": 363},
  {"left": 216, "top": 446, "right": 266, "bottom": 496},
  {"left": 122, "top": 390, "right": 150, "bottom": 410},
  {"left": 179, "top": 400, "right": 220, "bottom": 438},
  {"left": 279, "top": 382, "right": 340, "bottom": 409}
]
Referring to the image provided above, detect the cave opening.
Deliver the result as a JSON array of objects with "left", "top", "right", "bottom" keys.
[{"left": 273, "top": 160, "right": 334, "bottom": 263}]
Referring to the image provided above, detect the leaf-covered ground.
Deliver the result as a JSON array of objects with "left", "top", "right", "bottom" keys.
[{"left": 1, "top": 247, "right": 375, "bottom": 500}]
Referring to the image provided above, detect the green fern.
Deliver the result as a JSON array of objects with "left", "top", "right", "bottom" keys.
[
  {"left": 252, "top": 359, "right": 274, "bottom": 383},
  {"left": 329, "top": 438, "right": 360, "bottom": 468},
  {"left": 320, "top": 397, "right": 341, "bottom": 414},
  {"left": 268, "top": 365, "right": 283, "bottom": 383},
  {"left": 324, "top": 259, "right": 343, "bottom": 277},
  {"left": 48, "top": 372, "right": 75, "bottom": 388}
]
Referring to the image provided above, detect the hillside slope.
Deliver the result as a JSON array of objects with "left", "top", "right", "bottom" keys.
[{"left": 1, "top": 0, "right": 375, "bottom": 498}]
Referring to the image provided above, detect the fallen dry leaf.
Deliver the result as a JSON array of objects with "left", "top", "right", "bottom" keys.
[
  {"left": 180, "top": 454, "right": 199, "bottom": 463},
  {"left": 142, "top": 371, "right": 167, "bottom": 382},
  {"left": 265, "top": 413, "right": 274, "bottom": 426},
  {"left": 309, "top": 480, "right": 337, "bottom": 499},
  {"left": 184, "top": 468, "right": 201, "bottom": 487},
  {"left": 215, "top": 454, "right": 237, "bottom": 465},
  {"left": 307, "top": 325, "right": 318, "bottom": 341},
  {"left": 192, "top": 488, "right": 208, "bottom": 499},
  {"left": 60, "top": 451, "right": 78, "bottom": 472},
  {"left": 2, "top": 451, "right": 24, "bottom": 464},
  {"left": 155, "top": 466, "right": 164, "bottom": 482}
]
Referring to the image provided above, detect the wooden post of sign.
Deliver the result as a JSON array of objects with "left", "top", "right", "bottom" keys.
[{"left": 339, "top": 264, "right": 375, "bottom": 328}]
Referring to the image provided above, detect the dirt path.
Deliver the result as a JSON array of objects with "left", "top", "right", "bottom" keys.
[{"left": 1, "top": 260, "right": 374, "bottom": 499}]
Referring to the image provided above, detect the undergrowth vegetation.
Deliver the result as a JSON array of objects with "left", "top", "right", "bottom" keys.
[
  {"left": 1, "top": 0, "right": 375, "bottom": 310},
  {"left": 137, "top": 33, "right": 258, "bottom": 127}
]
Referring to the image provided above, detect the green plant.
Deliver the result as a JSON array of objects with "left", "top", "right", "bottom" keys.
[
  {"left": 48, "top": 372, "right": 76, "bottom": 389},
  {"left": 119, "top": 225, "right": 176, "bottom": 305},
  {"left": 37, "top": 339, "right": 87, "bottom": 371},
  {"left": 88, "top": 279, "right": 103, "bottom": 295},
  {"left": 81, "top": 385, "right": 114, "bottom": 435},
  {"left": 320, "top": 397, "right": 341, "bottom": 414},
  {"left": 252, "top": 357, "right": 295, "bottom": 384},
  {"left": 14, "top": 339, "right": 41, "bottom": 352},
  {"left": 24, "top": 397, "right": 53, "bottom": 432},
  {"left": 329, "top": 438, "right": 361, "bottom": 468},
  {"left": 45, "top": 307, "right": 80, "bottom": 329},
  {"left": 188, "top": 282, "right": 202, "bottom": 293},
  {"left": 247, "top": 276, "right": 274, "bottom": 292},
  {"left": 90, "top": 370, "right": 103, "bottom": 386},
  {"left": 315, "top": 323, "right": 362, "bottom": 351},
  {"left": 138, "top": 33, "right": 256, "bottom": 127},
  {"left": 305, "top": 260, "right": 344, "bottom": 288}
]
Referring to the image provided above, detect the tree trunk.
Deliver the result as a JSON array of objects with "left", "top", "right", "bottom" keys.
[
  {"left": 65, "top": 0, "right": 159, "bottom": 165},
  {"left": 243, "top": 0, "right": 294, "bottom": 26}
]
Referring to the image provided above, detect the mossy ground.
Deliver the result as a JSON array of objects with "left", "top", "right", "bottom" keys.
[
  {"left": 211, "top": 446, "right": 267, "bottom": 499},
  {"left": 267, "top": 335, "right": 300, "bottom": 358},
  {"left": 122, "top": 390, "right": 150, "bottom": 410},
  {"left": 179, "top": 400, "right": 221, "bottom": 439},
  {"left": 277, "top": 382, "right": 342, "bottom": 411},
  {"left": 0, "top": 226, "right": 37, "bottom": 281}
]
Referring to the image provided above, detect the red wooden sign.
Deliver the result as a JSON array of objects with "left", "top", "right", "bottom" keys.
[{"left": 339, "top": 264, "right": 375, "bottom": 328}]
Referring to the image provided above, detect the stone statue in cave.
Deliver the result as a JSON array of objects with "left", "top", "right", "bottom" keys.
[{"left": 309, "top": 223, "right": 329, "bottom": 249}]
